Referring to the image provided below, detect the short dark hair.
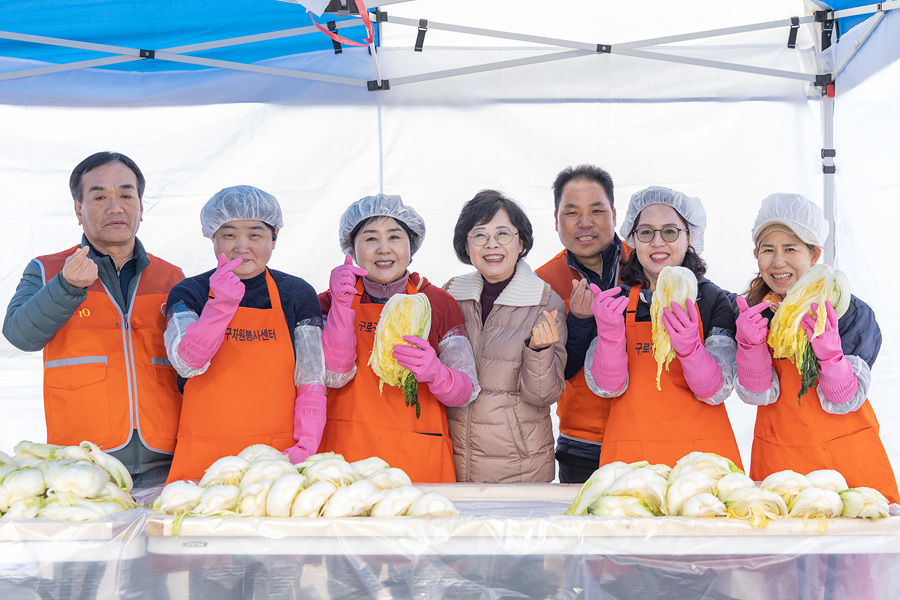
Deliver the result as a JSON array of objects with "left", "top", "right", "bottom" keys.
[
  {"left": 69, "top": 152, "right": 145, "bottom": 203},
  {"left": 552, "top": 164, "right": 615, "bottom": 212},
  {"left": 452, "top": 189, "right": 534, "bottom": 265}
]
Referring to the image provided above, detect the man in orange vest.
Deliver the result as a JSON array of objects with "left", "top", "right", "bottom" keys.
[
  {"left": 535, "top": 164, "right": 628, "bottom": 483},
  {"left": 3, "top": 152, "right": 184, "bottom": 488}
]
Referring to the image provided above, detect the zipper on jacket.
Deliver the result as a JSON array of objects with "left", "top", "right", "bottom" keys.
[{"left": 468, "top": 302, "right": 500, "bottom": 481}]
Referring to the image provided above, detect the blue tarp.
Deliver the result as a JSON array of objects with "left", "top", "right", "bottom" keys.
[{"left": 0, "top": 0, "right": 377, "bottom": 72}]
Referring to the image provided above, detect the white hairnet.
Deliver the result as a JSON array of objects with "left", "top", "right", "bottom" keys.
[
  {"left": 619, "top": 186, "right": 707, "bottom": 253},
  {"left": 201, "top": 185, "right": 284, "bottom": 239},
  {"left": 751, "top": 193, "right": 828, "bottom": 248},
  {"left": 339, "top": 194, "right": 426, "bottom": 257}
]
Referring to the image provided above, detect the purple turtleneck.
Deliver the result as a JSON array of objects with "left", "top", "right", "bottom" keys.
[
  {"left": 480, "top": 267, "right": 516, "bottom": 325},
  {"left": 362, "top": 272, "right": 411, "bottom": 304}
]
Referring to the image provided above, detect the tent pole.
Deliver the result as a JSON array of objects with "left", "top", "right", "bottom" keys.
[
  {"left": 831, "top": 11, "right": 886, "bottom": 81},
  {"left": 822, "top": 91, "right": 835, "bottom": 267},
  {"left": 0, "top": 56, "right": 140, "bottom": 82}
]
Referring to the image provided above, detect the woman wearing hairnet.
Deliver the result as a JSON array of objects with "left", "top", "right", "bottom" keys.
[
  {"left": 319, "top": 194, "right": 479, "bottom": 482},
  {"left": 444, "top": 190, "right": 566, "bottom": 483},
  {"left": 163, "top": 186, "right": 327, "bottom": 482},
  {"left": 583, "top": 186, "right": 742, "bottom": 469},
  {"left": 734, "top": 193, "right": 898, "bottom": 502}
]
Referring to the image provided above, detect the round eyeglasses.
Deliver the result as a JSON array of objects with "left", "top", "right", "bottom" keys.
[
  {"left": 632, "top": 226, "right": 684, "bottom": 244},
  {"left": 468, "top": 230, "right": 518, "bottom": 247}
]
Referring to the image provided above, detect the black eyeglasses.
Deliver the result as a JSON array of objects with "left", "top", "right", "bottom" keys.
[
  {"left": 632, "top": 226, "right": 684, "bottom": 243},
  {"left": 468, "top": 230, "right": 518, "bottom": 247}
]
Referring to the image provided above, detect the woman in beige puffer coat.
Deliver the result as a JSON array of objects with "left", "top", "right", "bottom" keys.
[{"left": 444, "top": 190, "right": 567, "bottom": 483}]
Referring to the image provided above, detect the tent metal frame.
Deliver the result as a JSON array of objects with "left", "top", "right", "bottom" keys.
[
  {"left": 1, "top": 0, "right": 898, "bottom": 261},
  {"left": 2, "top": 2, "right": 895, "bottom": 88}
]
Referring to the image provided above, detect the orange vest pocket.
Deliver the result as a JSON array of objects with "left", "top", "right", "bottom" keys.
[
  {"left": 43, "top": 359, "right": 112, "bottom": 446},
  {"left": 45, "top": 358, "right": 108, "bottom": 391},
  {"left": 151, "top": 359, "right": 180, "bottom": 394}
]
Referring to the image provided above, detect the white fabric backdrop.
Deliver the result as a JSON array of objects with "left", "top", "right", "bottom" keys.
[{"left": 0, "top": 0, "right": 895, "bottom": 486}]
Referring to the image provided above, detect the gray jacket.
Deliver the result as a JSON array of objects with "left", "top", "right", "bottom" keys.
[
  {"left": 3, "top": 236, "right": 178, "bottom": 475},
  {"left": 444, "top": 261, "right": 567, "bottom": 483}
]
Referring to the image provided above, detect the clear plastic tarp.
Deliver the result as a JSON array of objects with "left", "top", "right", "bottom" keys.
[
  {"left": 0, "top": 507, "right": 148, "bottom": 600},
  {"left": 7, "top": 484, "right": 895, "bottom": 599}
]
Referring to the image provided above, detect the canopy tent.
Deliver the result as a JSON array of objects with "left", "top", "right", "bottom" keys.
[{"left": 1, "top": 0, "right": 897, "bottom": 481}]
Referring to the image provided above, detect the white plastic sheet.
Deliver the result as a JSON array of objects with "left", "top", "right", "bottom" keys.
[
  {"left": 142, "top": 484, "right": 900, "bottom": 600},
  {"left": 0, "top": 485, "right": 899, "bottom": 598},
  {"left": 0, "top": 508, "right": 148, "bottom": 600}
]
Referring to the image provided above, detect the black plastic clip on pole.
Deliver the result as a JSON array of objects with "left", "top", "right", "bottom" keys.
[
  {"left": 415, "top": 19, "right": 428, "bottom": 52},
  {"left": 787, "top": 17, "right": 800, "bottom": 49},
  {"left": 327, "top": 21, "right": 343, "bottom": 54}
]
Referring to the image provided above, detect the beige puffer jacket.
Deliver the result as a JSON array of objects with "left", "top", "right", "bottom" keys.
[{"left": 443, "top": 261, "right": 567, "bottom": 483}]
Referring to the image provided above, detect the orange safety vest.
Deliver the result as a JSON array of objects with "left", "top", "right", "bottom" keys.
[
  {"left": 535, "top": 246, "right": 630, "bottom": 444},
  {"left": 318, "top": 279, "right": 456, "bottom": 483},
  {"left": 37, "top": 246, "right": 183, "bottom": 453},
  {"left": 167, "top": 269, "right": 296, "bottom": 482},
  {"left": 751, "top": 356, "right": 899, "bottom": 503},
  {"left": 598, "top": 286, "right": 743, "bottom": 469}
]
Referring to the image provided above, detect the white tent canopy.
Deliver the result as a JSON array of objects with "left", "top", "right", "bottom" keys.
[{"left": 1, "top": 0, "right": 897, "bottom": 482}]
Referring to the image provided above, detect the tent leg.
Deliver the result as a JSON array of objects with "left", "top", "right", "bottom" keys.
[{"left": 822, "top": 92, "right": 835, "bottom": 267}]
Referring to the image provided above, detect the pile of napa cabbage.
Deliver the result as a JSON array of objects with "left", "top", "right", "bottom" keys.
[
  {"left": 153, "top": 445, "right": 456, "bottom": 534},
  {"left": 0, "top": 440, "right": 136, "bottom": 521},
  {"left": 564, "top": 451, "right": 889, "bottom": 533}
]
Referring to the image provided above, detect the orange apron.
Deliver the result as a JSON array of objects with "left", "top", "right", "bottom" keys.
[
  {"left": 598, "top": 286, "right": 743, "bottom": 469},
  {"left": 751, "top": 356, "right": 899, "bottom": 503},
  {"left": 318, "top": 280, "right": 456, "bottom": 483},
  {"left": 167, "top": 269, "right": 296, "bottom": 482}
]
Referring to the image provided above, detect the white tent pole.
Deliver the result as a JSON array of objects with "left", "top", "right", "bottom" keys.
[
  {"left": 613, "top": 21, "right": 813, "bottom": 50},
  {"left": 614, "top": 48, "right": 818, "bottom": 82},
  {"left": 0, "top": 56, "right": 142, "bottom": 81},
  {"left": 816, "top": 2, "right": 897, "bottom": 267},
  {"left": 830, "top": 0, "right": 900, "bottom": 19},
  {"left": 832, "top": 11, "right": 886, "bottom": 80},
  {"left": 384, "top": 15, "right": 816, "bottom": 51},
  {"left": 388, "top": 50, "right": 588, "bottom": 86},
  {"left": 822, "top": 92, "right": 835, "bottom": 267},
  {"left": 0, "top": 30, "right": 139, "bottom": 55},
  {"left": 152, "top": 52, "right": 369, "bottom": 86},
  {"left": 383, "top": 15, "right": 600, "bottom": 50},
  {"left": 162, "top": 22, "right": 359, "bottom": 54},
  {"left": 384, "top": 2, "right": 899, "bottom": 51}
]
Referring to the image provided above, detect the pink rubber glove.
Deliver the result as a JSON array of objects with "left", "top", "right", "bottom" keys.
[
  {"left": 178, "top": 254, "right": 244, "bottom": 368},
  {"left": 661, "top": 299, "right": 723, "bottom": 399},
  {"left": 735, "top": 296, "right": 773, "bottom": 393},
  {"left": 284, "top": 383, "right": 327, "bottom": 464},
  {"left": 322, "top": 256, "right": 367, "bottom": 374},
  {"left": 801, "top": 301, "right": 857, "bottom": 404},
  {"left": 588, "top": 285, "right": 629, "bottom": 392},
  {"left": 392, "top": 335, "right": 473, "bottom": 407}
]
